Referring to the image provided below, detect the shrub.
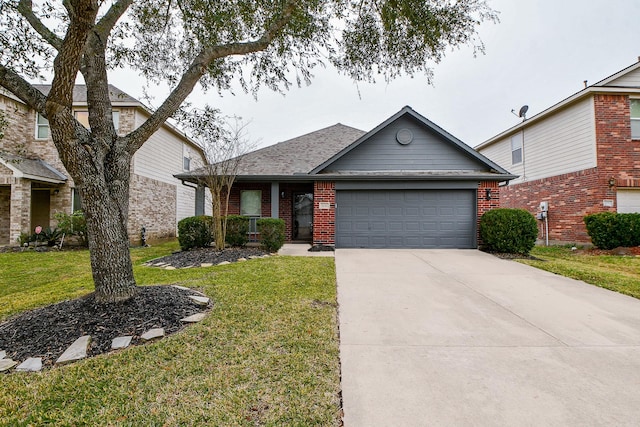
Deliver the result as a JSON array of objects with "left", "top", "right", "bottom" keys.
[
  {"left": 479, "top": 208, "right": 538, "bottom": 254},
  {"left": 225, "top": 215, "right": 249, "bottom": 247},
  {"left": 33, "top": 227, "right": 63, "bottom": 247},
  {"left": 584, "top": 212, "right": 640, "bottom": 249},
  {"left": 178, "top": 215, "right": 213, "bottom": 250},
  {"left": 257, "top": 218, "right": 285, "bottom": 253},
  {"left": 54, "top": 210, "right": 88, "bottom": 246}
]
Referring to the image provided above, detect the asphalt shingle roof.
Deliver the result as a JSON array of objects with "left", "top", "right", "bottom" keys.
[
  {"left": 193, "top": 123, "right": 366, "bottom": 177},
  {"left": 32, "top": 84, "right": 140, "bottom": 104},
  {"left": 0, "top": 154, "right": 67, "bottom": 182}
]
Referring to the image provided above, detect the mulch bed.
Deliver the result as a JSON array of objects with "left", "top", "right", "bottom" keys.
[
  {"left": 483, "top": 251, "right": 543, "bottom": 261},
  {"left": 147, "top": 246, "right": 268, "bottom": 268},
  {"left": 0, "top": 285, "right": 209, "bottom": 369},
  {"left": 574, "top": 246, "right": 640, "bottom": 256}
]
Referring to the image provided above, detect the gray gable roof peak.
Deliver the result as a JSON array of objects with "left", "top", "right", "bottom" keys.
[
  {"left": 310, "top": 106, "right": 512, "bottom": 176},
  {"left": 0, "top": 153, "right": 67, "bottom": 184},
  {"left": 32, "top": 84, "right": 141, "bottom": 105}
]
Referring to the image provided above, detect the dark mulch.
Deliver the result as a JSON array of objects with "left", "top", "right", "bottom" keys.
[
  {"left": 575, "top": 246, "right": 640, "bottom": 256},
  {"left": 308, "top": 245, "right": 335, "bottom": 252},
  {"left": 483, "top": 251, "right": 543, "bottom": 261},
  {"left": 148, "top": 246, "right": 268, "bottom": 268},
  {"left": 0, "top": 285, "right": 210, "bottom": 369}
]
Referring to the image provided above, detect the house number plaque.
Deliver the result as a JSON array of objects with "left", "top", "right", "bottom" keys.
[{"left": 319, "top": 202, "right": 331, "bottom": 210}]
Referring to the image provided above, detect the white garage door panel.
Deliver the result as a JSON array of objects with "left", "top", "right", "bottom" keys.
[
  {"left": 617, "top": 190, "right": 640, "bottom": 213},
  {"left": 336, "top": 189, "right": 477, "bottom": 249}
]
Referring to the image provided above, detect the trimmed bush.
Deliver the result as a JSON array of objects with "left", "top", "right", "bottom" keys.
[
  {"left": 225, "top": 215, "right": 249, "bottom": 247},
  {"left": 54, "top": 210, "right": 88, "bottom": 246},
  {"left": 479, "top": 208, "right": 538, "bottom": 254},
  {"left": 584, "top": 212, "right": 640, "bottom": 249},
  {"left": 257, "top": 218, "right": 286, "bottom": 253},
  {"left": 178, "top": 215, "right": 213, "bottom": 250}
]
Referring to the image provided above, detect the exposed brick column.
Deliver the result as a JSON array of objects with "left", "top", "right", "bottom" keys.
[
  {"left": 313, "top": 181, "right": 336, "bottom": 246},
  {"left": 477, "top": 181, "right": 500, "bottom": 245},
  {"left": 10, "top": 177, "right": 31, "bottom": 244}
]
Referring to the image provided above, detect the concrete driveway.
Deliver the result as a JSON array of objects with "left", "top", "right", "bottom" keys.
[{"left": 337, "top": 249, "right": 640, "bottom": 426}]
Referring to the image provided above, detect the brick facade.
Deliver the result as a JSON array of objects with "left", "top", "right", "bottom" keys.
[
  {"left": 128, "top": 174, "right": 177, "bottom": 243},
  {"left": 0, "top": 90, "right": 198, "bottom": 246},
  {"left": 497, "top": 94, "right": 640, "bottom": 243},
  {"left": 312, "top": 181, "right": 336, "bottom": 245},
  {"left": 226, "top": 182, "right": 314, "bottom": 241}
]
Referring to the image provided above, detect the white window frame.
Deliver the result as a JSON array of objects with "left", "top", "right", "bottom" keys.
[
  {"left": 631, "top": 99, "right": 640, "bottom": 140},
  {"left": 511, "top": 132, "right": 523, "bottom": 165},
  {"left": 35, "top": 112, "right": 49, "bottom": 139}
]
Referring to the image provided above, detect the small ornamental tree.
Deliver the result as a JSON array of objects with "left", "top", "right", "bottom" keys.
[
  {"left": 479, "top": 208, "right": 538, "bottom": 255},
  {"left": 0, "top": 0, "right": 497, "bottom": 303}
]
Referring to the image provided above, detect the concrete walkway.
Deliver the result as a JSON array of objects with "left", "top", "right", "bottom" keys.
[
  {"left": 337, "top": 249, "right": 640, "bottom": 426},
  {"left": 278, "top": 243, "right": 334, "bottom": 257}
]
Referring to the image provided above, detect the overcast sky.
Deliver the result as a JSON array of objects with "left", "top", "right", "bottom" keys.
[{"left": 112, "top": 0, "right": 640, "bottom": 149}]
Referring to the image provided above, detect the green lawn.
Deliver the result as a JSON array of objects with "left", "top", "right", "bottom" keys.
[
  {"left": 519, "top": 246, "right": 640, "bottom": 299},
  {"left": 0, "top": 242, "right": 341, "bottom": 426}
]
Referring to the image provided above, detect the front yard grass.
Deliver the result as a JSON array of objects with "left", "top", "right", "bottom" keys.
[
  {"left": 0, "top": 241, "right": 341, "bottom": 426},
  {"left": 519, "top": 246, "right": 640, "bottom": 299}
]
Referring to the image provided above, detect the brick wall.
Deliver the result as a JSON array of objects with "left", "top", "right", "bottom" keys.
[
  {"left": 500, "top": 168, "right": 606, "bottom": 243},
  {"left": 313, "top": 181, "right": 335, "bottom": 245},
  {"left": 9, "top": 178, "right": 31, "bottom": 244},
  {"left": 128, "top": 174, "right": 177, "bottom": 243},
  {"left": 497, "top": 94, "right": 640, "bottom": 244},
  {"left": 477, "top": 181, "right": 500, "bottom": 244}
]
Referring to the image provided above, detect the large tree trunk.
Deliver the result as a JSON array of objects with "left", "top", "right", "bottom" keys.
[{"left": 81, "top": 177, "right": 137, "bottom": 303}]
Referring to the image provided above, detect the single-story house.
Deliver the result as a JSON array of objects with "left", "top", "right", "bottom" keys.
[{"left": 177, "top": 106, "right": 516, "bottom": 248}]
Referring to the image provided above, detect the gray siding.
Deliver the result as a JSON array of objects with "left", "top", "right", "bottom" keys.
[
  {"left": 326, "top": 116, "right": 485, "bottom": 172},
  {"left": 605, "top": 68, "right": 640, "bottom": 87}
]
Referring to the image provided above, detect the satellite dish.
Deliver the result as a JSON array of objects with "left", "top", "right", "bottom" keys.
[{"left": 518, "top": 105, "right": 529, "bottom": 119}]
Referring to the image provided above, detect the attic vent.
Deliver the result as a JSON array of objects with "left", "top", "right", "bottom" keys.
[{"left": 396, "top": 129, "right": 413, "bottom": 145}]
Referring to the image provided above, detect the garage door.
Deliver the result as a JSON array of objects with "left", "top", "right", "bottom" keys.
[
  {"left": 617, "top": 189, "right": 640, "bottom": 213},
  {"left": 335, "top": 190, "right": 476, "bottom": 248}
]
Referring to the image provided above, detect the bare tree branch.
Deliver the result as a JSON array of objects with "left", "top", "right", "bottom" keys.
[{"left": 17, "top": 0, "right": 63, "bottom": 50}]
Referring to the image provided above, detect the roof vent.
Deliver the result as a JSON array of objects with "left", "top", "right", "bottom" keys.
[{"left": 396, "top": 129, "right": 414, "bottom": 145}]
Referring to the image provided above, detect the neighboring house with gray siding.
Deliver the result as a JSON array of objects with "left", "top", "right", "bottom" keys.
[
  {"left": 177, "top": 106, "right": 515, "bottom": 249},
  {"left": 476, "top": 60, "right": 640, "bottom": 243},
  {"left": 0, "top": 84, "right": 209, "bottom": 245}
]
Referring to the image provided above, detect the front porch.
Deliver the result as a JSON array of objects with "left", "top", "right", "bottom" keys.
[{"left": 225, "top": 181, "right": 335, "bottom": 246}]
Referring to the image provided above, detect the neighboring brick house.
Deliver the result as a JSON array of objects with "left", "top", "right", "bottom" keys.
[
  {"left": 177, "top": 106, "right": 514, "bottom": 249},
  {"left": 0, "top": 84, "right": 209, "bottom": 245},
  {"left": 476, "top": 60, "right": 640, "bottom": 244}
]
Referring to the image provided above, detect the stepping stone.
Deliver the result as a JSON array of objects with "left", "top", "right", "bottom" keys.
[
  {"left": 188, "top": 295, "right": 210, "bottom": 306},
  {"left": 153, "top": 263, "right": 167, "bottom": 267},
  {"left": 200, "top": 263, "right": 213, "bottom": 268},
  {"left": 16, "top": 358, "right": 42, "bottom": 372},
  {"left": 180, "top": 312, "right": 207, "bottom": 323},
  {"left": 111, "top": 336, "right": 133, "bottom": 350},
  {"left": 217, "top": 261, "right": 230, "bottom": 266},
  {"left": 56, "top": 335, "right": 91, "bottom": 365},
  {"left": 0, "top": 350, "right": 5, "bottom": 359},
  {"left": 172, "top": 285, "right": 191, "bottom": 291},
  {"left": 0, "top": 358, "right": 17, "bottom": 372},
  {"left": 165, "top": 266, "right": 176, "bottom": 270},
  {"left": 181, "top": 265, "right": 194, "bottom": 269},
  {"left": 140, "top": 328, "right": 164, "bottom": 341},
  {"left": 237, "top": 257, "right": 247, "bottom": 262}
]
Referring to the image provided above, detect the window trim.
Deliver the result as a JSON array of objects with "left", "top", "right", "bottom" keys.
[
  {"left": 511, "top": 132, "right": 523, "bottom": 165},
  {"left": 631, "top": 98, "right": 640, "bottom": 140},
  {"left": 35, "top": 112, "right": 49, "bottom": 139}
]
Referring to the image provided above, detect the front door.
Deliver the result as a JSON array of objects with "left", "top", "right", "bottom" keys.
[
  {"left": 31, "top": 189, "right": 51, "bottom": 232},
  {"left": 293, "top": 192, "right": 313, "bottom": 241}
]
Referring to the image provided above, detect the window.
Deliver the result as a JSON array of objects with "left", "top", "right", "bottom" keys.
[
  {"left": 511, "top": 132, "right": 523, "bottom": 164},
  {"left": 631, "top": 99, "right": 640, "bottom": 139},
  {"left": 74, "top": 110, "right": 120, "bottom": 132},
  {"left": 72, "top": 188, "right": 82, "bottom": 212},
  {"left": 240, "top": 190, "right": 262, "bottom": 217},
  {"left": 36, "top": 113, "right": 49, "bottom": 139},
  {"left": 183, "top": 156, "right": 191, "bottom": 171}
]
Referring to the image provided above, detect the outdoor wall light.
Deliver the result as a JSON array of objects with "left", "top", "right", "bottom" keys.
[
  {"left": 485, "top": 188, "right": 492, "bottom": 200},
  {"left": 281, "top": 191, "right": 285, "bottom": 199},
  {"left": 52, "top": 189, "right": 59, "bottom": 195},
  {"left": 608, "top": 177, "right": 616, "bottom": 188}
]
